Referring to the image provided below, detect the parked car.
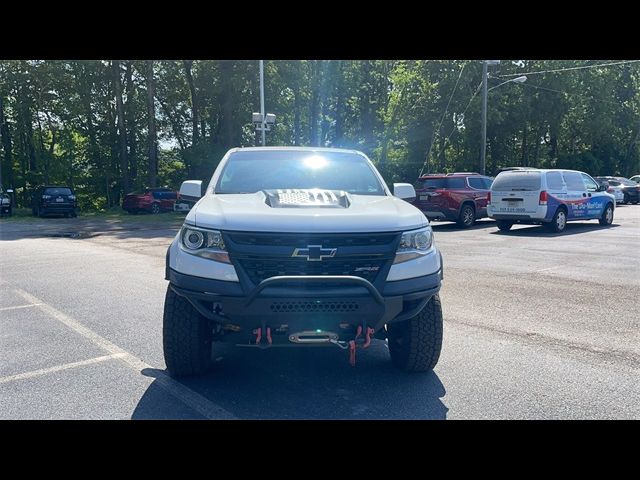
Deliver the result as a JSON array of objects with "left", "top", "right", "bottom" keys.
[
  {"left": 122, "top": 187, "right": 178, "bottom": 214},
  {"left": 595, "top": 179, "right": 624, "bottom": 204},
  {"left": 488, "top": 169, "right": 615, "bottom": 233},
  {"left": 0, "top": 186, "right": 12, "bottom": 216},
  {"left": 413, "top": 172, "right": 493, "bottom": 227},
  {"left": 630, "top": 175, "right": 640, "bottom": 184},
  {"left": 31, "top": 186, "right": 78, "bottom": 217},
  {"left": 594, "top": 177, "right": 640, "bottom": 204}
]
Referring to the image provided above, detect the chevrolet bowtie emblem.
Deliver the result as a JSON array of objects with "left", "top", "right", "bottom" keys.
[{"left": 292, "top": 245, "right": 337, "bottom": 261}]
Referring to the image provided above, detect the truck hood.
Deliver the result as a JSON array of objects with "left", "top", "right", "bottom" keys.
[{"left": 187, "top": 192, "right": 427, "bottom": 233}]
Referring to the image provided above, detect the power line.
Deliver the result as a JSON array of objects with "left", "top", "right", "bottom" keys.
[
  {"left": 498, "top": 60, "right": 640, "bottom": 78},
  {"left": 520, "top": 82, "right": 622, "bottom": 105},
  {"left": 421, "top": 63, "right": 466, "bottom": 176},
  {"left": 426, "top": 81, "right": 484, "bottom": 167}
]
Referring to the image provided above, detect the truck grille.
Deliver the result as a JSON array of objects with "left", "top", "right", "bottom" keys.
[
  {"left": 236, "top": 258, "right": 386, "bottom": 285},
  {"left": 270, "top": 300, "right": 359, "bottom": 313},
  {"left": 226, "top": 232, "right": 398, "bottom": 248}
]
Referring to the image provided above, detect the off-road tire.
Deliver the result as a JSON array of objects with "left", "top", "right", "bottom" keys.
[
  {"left": 163, "top": 286, "right": 213, "bottom": 377},
  {"left": 387, "top": 294, "right": 443, "bottom": 372}
]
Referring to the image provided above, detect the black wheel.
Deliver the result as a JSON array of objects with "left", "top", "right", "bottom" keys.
[
  {"left": 547, "top": 207, "right": 567, "bottom": 233},
  {"left": 623, "top": 194, "right": 629, "bottom": 204},
  {"left": 456, "top": 204, "right": 475, "bottom": 228},
  {"left": 387, "top": 294, "right": 443, "bottom": 372},
  {"left": 6, "top": 207, "right": 12, "bottom": 217},
  {"left": 599, "top": 203, "right": 614, "bottom": 226},
  {"left": 163, "top": 286, "right": 213, "bottom": 377},
  {"left": 151, "top": 203, "right": 161, "bottom": 214},
  {"left": 496, "top": 220, "right": 513, "bottom": 231},
  {"left": 632, "top": 201, "right": 639, "bottom": 205}
]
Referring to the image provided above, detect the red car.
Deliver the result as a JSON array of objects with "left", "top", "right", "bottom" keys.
[
  {"left": 122, "top": 188, "right": 178, "bottom": 214},
  {"left": 412, "top": 173, "right": 493, "bottom": 227}
]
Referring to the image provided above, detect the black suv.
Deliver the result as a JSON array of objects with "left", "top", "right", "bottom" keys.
[
  {"left": 31, "top": 186, "right": 78, "bottom": 217},
  {"left": 0, "top": 186, "right": 12, "bottom": 216}
]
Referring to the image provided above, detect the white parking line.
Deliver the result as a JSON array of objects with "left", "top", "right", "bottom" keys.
[
  {"left": 0, "top": 353, "right": 126, "bottom": 385},
  {"left": 13, "top": 288, "right": 237, "bottom": 420},
  {"left": 0, "top": 303, "right": 43, "bottom": 312}
]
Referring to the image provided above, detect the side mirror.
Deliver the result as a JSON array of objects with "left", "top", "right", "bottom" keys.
[
  {"left": 179, "top": 180, "right": 203, "bottom": 202},
  {"left": 393, "top": 183, "right": 416, "bottom": 202}
]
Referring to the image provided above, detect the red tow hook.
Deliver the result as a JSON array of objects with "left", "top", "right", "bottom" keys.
[
  {"left": 362, "top": 327, "right": 375, "bottom": 349},
  {"left": 348, "top": 326, "right": 376, "bottom": 366},
  {"left": 266, "top": 327, "right": 272, "bottom": 345}
]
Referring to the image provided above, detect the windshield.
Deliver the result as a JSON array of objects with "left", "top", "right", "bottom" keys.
[
  {"left": 616, "top": 178, "right": 636, "bottom": 186},
  {"left": 214, "top": 150, "right": 386, "bottom": 195},
  {"left": 491, "top": 171, "right": 541, "bottom": 191},
  {"left": 44, "top": 187, "right": 72, "bottom": 196}
]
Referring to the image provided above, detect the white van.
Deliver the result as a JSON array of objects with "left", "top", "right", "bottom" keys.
[{"left": 487, "top": 169, "right": 615, "bottom": 232}]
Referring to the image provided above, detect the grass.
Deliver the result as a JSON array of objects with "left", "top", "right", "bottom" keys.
[{"left": 0, "top": 206, "right": 187, "bottom": 224}]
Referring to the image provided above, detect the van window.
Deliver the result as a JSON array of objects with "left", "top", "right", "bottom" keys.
[
  {"left": 546, "top": 171, "right": 564, "bottom": 190},
  {"left": 491, "top": 172, "right": 541, "bottom": 191},
  {"left": 581, "top": 173, "right": 599, "bottom": 192},
  {"left": 562, "top": 171, "right": 585, "bottom": 191}
]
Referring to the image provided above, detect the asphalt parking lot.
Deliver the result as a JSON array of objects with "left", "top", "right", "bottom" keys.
[{"left": 1, "top": 206, "right": 639, "bottom": 419}]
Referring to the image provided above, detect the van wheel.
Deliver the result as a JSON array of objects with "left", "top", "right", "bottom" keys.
[
  {"left": 163, "top": 286, "right": 213, "bottom": 377},
  {"left": 387, "top": 294, "right": 443, "bottom": 372},
  {"left": 599, "top": 203, "right": 614, "bottom": 226},
  {"left": 457, "top": 204, "right": 476, "bottom": 228},
  {"left": 547, "top": 208, "right": 567, "bottom": 233},
  {"left": 496, "top": 220, "right": 513, "bottom": 231}
]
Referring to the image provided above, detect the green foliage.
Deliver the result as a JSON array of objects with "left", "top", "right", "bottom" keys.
[{"left": 1, "top": 60, "right": 639, "bottom": 211}]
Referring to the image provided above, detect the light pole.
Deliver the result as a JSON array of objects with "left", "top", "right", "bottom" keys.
[
  {"left": 253, "top": 60, "right": 276, "bottom": 146},
  {"left": 480, "top": 59, "right": 526, "bottom": 175},
  {"left": 259, "top": 60, "right": 266, "bottom": 146}
]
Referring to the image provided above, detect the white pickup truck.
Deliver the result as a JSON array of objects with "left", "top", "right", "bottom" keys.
[{"left": 164, "top": 147, "right": 444, "bottom": 376}]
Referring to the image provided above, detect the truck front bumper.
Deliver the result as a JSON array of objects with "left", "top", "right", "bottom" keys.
[{"left": 166, "top": 268, "right": 442, "bottom": 341}]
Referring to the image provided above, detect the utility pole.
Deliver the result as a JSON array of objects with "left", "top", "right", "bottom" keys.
[
  {"left": 259, "top": 60, "right": 266, "bottom": 146},
  {"left": 480, "top": 60, "right": 489, "bottom": 176},
  {"left": 253, "top": 60, "right": 276, "bottom": 145}
]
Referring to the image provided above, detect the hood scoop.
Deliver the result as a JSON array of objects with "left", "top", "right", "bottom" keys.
[{"left": 263, "top": 189, "right": 351, "bottom": 208}]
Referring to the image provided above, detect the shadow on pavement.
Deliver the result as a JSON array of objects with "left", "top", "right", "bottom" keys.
[
  {"left": 132, "top": 342, "right": 448, "bottom": 420},
  {"left": 491, "top": 222, "right": 620, "bottom": 237},
  {"left": 430, "top": 219, "right": 496, "bottom": 232},
  {"left": 0, "top": 215, "right": 184, "bottom": 242}
]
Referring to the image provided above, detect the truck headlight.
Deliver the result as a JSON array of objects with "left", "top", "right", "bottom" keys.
[
  {"left": 180, "top": 225, "right": 231, "bottom": 264},
  {"left": 394, "top": 226, "right": 433, "bottom": 264}
]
